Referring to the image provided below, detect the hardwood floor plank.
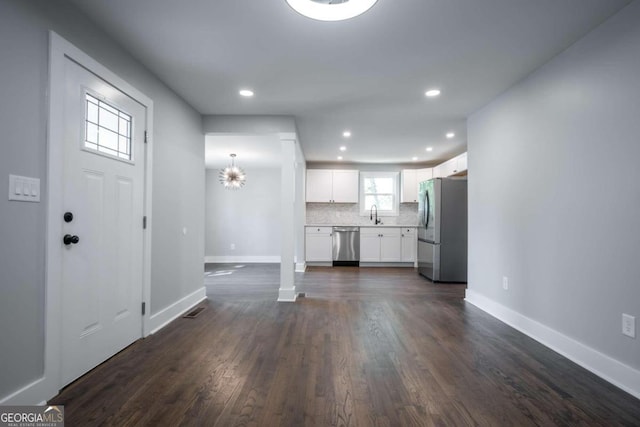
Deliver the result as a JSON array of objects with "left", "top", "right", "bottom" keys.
[{"left": 49, "top": 265, "right": 640, "bottom": 426}]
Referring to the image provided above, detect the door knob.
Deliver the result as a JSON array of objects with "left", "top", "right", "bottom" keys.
[{"left": 63, "top": 234, "right": 80, "bottom": 245}]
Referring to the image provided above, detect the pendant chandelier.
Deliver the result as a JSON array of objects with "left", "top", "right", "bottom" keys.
[{"left": 219, "top": 154, "right": 246, "bottom": 190}]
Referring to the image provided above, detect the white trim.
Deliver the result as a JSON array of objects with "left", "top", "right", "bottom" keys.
[
  {"left": 42, "top": 31, "right": 154, "bottom": 404},
  {"left": 295, "top": 262, "right": 307, "bottom": 272},
  {"left": 277, "top": 288, "right": 298, "bottom": 302},
  {"left": 204, "top": 256, "right": 280, "bottom": 264},
  {"left": 359, "top": 171, "right": 400, "bottom": 216},
  {"left": 0, "top": 378, "right": 48, "bottom": 406},
  {"left": 149, "top": 287, "right": 207, "bottom": 335},
  {"left": 465, "top": 289, "right": 640, "bottom": 400}
]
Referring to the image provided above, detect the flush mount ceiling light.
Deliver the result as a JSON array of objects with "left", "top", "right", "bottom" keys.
[
  {"left": 339, "top": 146, "right": 347, "bottom": 151},
  {"left": 337, "top": 156, "right": 343, "bottom": 160},
  {"left": 426, "top": 147, "right": 433, "bottom": 152},
  {"left": 412, "top": 156, "right": 418, "bottom": 161},
  {"left": 425, "top": 89, "right": 441, "bottom": 98},
  {"left": 342, "top": 130, "right": 351, "bottom": 138},
  {"left": 286, "top": 0, "right": 378, "bottom": 22},
  {"left": 446, "top": 132, "right": 455, "bottom": 139},
  {"left": 219, "top": 154, "right": 246, "bottom": 190},
  {"left": 239, "top": 89, "right": 254, "bottom": 97}
]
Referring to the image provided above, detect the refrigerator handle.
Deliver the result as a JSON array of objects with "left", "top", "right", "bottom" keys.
[{"left": 425, "top": 189, "right": 430, "bottom": 230}]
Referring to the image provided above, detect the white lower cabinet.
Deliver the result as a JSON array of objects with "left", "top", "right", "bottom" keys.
[
  {"left": 401, "top": 227, "right": 416, "bottom": 262},
  {"left": 359, "top": 231, "right": 382, "bottom": 262},
  {"left": 305, "top": 226, "right": 333, "bottom": 262},
  {"left": 360, "top": 227, "right": 402, "bottom": 262}
]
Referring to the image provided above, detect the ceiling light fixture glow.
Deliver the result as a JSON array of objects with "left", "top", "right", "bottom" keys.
[
  {"left": 446, "top": 132, "right": 455, "bottom": 139},
  {"left": 239, "top": 89, "right": 254, "bottom": 97},
  {"left": 425, "top": 89, "right": 441, "bottom": 98},
  {"left": 343, "top": 130, "right": 351, "bottom": 138},
  {"left": 219, "top": 154, "right": 247, "bottom": 190},
  {"left": 339, "top": 146, "right": 347, "bottom": 151},
  {"left": 337, "top": 156, "right": 343, "bottom": 160},
  {"left": 286, "top": 0, "right": 378, "bottom": 22},
  {"left": 426, "top": 147, "right": 433, "bottom": 152},
  {"left": 412, "top": 157, "right": 418, "bottom": 161}
]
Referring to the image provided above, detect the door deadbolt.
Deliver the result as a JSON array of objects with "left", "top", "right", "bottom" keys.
[{"left": 64, "top": 212, "right": 74, "bottom": 223}]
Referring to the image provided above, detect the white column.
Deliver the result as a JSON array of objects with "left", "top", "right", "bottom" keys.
[{"left": 278, "top": 137, "right": 297, "bottom": 302}]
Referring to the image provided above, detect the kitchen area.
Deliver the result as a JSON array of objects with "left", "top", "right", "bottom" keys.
[{"left": 304, "top": 151, "right": 468, "bottom": 283}]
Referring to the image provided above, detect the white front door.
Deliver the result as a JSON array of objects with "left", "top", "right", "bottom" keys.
[{"left": 60, "top": 57, "right": 146, "bottom": 386}]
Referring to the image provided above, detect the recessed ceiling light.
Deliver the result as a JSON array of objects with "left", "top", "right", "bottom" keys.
[
  {"left": 343, "top": 130, "right": 351, "bottom": 138},
  {"left": 426, "top": 147, "right": 433, "bottom": 152},
  {"left": 446, "top": 132, "right": 455, "bottom": 139},
  {"left": 239, "top": 89, "right": 254, "bottom": 97},
  {"left": 286, "top": 0, "right": 377, "bottom": 22},
  {"left": 339, "top": 146, "right": 347, "bottom": 152},
  {"left": 412, "top": 157, "right": 418, "bottom": 161},
  {"left": 337, "top": 156, "right": 343, "bottom": 160},
  {"left": 425, "top": 89, "right": 441, "bottom": 98}
]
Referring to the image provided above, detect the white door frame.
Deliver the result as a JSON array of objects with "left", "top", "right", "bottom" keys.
[{"left": 44, "top": 31, "right": 154, "bottom": 398}]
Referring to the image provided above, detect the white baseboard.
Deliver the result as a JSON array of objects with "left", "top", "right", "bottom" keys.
[
  {"left": 277, "top": 287, "right": 298, "bottom": 302},
  {"left": 204, "top": 256, "right": 280, "bottom": 264},
  {"left": 0, "top": 377, "right": 50, "bottom": 406},
  {"left": 295, "top": 262, "right": 306, "bottom": 272},
  {"left": 465, "top": 289, "right": 640, "bottom": 400},
  {"left": 148, "top": 287, "right": 207, "bottom": 335}
]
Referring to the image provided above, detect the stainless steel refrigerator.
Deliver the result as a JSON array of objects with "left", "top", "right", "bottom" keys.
[{"left": 417, "top": 178, "right": 467, "bottom": 282}]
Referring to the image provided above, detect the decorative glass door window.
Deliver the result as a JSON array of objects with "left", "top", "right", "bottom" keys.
[{"left": 84, "top": 93, "right": 132, "bottom": 161}]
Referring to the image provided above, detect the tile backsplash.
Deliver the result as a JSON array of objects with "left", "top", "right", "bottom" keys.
[{"left": 306, "top": 203, "right": 419, "bottom": 226}]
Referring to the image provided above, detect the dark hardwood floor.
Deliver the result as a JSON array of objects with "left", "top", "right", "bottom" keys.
[{"left": 50, "top": 265, "right": 640, "bottom": 426}]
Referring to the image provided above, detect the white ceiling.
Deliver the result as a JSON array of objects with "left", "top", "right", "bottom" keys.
[{"left": 70, "top": 0, "right": 631, "bottom": 165}]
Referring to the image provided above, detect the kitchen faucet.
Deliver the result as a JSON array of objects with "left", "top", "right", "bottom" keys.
[{"left": 370, "top": 204, "right": 382, "bottom": 225}]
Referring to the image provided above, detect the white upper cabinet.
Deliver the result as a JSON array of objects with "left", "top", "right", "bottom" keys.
[
  {"left": 401, "top": 169, "right": 418, "bottom": 203},
  {"left": 306, "top": 169, "right": 358, "bottom": 203},
  {"left": 402, "top": 168, "right": 433, "bottom": 203},
  {"left": 331, "top": 170, "right": 359, "bottom": 202},
  {"left": 439, "top": 158, "right": 458, "bottom": 178},
  {"left": 306, "top": 170, "right": 333, "bottom": 202},
  {"left": 416, "top": 168, "right": 433, "bottom": 184},
  {"left": 455, "top": 152, "right": 467, "bottom": 175},
  {"left": 433, "top": 152, "right": 467, "bottom": 178}
]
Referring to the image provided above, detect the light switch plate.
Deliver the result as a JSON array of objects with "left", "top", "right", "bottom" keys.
[
  {"left": 8, "top": 174, "right": 40, "bottom": 202},
  {"left": 622, "top": 314, "right": 635, "bottom": 338}
]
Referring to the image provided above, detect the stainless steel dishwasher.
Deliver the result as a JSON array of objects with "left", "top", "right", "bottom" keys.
[{"left": 332, "top": 226, "right": 360, "bottom": 266}]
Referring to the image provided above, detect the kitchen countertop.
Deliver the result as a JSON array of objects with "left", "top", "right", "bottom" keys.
[{"left": 306, "top": 224, "right": 418, "bottom": 228}]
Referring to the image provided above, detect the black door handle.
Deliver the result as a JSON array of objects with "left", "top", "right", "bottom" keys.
[{"left": 63, "top": 234, "right": 80, "bottom": 245}]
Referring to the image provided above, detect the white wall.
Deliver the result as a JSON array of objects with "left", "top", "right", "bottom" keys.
[
  {"left": 467, "top": 1, "right": 640, "bottom": 395},
  {"left": 205, "top": 168, "right": 281, "bottom": 261},
  {"left": 0, "top": 0, "right": 204, "bottom": 401}
]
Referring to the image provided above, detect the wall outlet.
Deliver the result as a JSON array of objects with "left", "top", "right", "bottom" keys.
[
  {"left": 502, "top": 276, "right": 509, "bottom": 290},
  {"left": 230, "top": 243, "right": 235, "bottom": 250},
  {"left": 622, "top": 314, "right": 635, "bottom": 338}
]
